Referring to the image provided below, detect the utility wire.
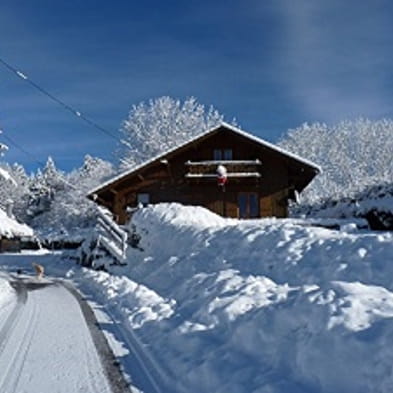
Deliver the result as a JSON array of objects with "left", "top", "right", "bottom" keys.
[
  {"left": 1, "top": 132, "right": 46, "bottom": 167},
  {"left": 0, "top": 56, "right": 120, "bottom": 142},
  {"left": 1, "top": 128, "right": 79, "bottom": 191},
  {"left": 0, "top": 56, "right": 120, "bottom": 191}
]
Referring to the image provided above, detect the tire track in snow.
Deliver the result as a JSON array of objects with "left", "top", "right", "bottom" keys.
[
  {"left": 7, "top": 301, "right": 41, "bottom": 393},
  {"left": 61, "top": 281, "right": 132, "bottom": 393},
  {"left": 0, "top": 276, "right": 129, "bottom": 393},
  {"left": 0, "top": 278, "right": 27, "bottom": 358},
  {"left": 0, "top": 293, "right": 40, "bottom": 393},
  {"left": 80, "top": 323, "right": 99, "bottom": 393},
  {"left": 1, "top": 275, "right": 160, "bottom": 393}
]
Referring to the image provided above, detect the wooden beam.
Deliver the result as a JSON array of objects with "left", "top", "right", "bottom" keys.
[
  {"left": 92, "top": 195, "right": 110, "bottom": 207},
  {"left": 112, "top": 178, "right": 159, "bottom": 196}
]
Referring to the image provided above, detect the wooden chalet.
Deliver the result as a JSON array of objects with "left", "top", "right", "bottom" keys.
[
  {"left": 0, "top": 207, "right": 34, "bottom": 252},
  {"left": 88, "top": 123, "right": 320, "bottom": 223}
]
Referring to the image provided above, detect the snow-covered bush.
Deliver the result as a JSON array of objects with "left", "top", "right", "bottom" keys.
[{"left": 292, "top": 182, "right": 393, "bottom": 229}]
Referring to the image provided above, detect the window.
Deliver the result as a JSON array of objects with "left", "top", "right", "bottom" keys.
[
  {"left": 214, "top": 149, "right": 222, "bottom": 160},
  {"left": 213, "top": 149, "right": 233, "bottom": 160},
  {"left": 224, "top": 149, "right": 233, "bottom": 160},
  {"left": 238, "top": 194, "right": 248, "bottom": 219},
  {"left": 238, "top": 193, "right": 259, "bottom": 218},
  {"left": 249, "top": 193, "right": 259, "bottom": 217},
  {"left": 137, "top": 193, "right": 150, "bottom": 206}
]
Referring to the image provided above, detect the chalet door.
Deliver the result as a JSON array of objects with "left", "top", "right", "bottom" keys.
[{"left": 238, "top": 192, "right": 259, "bottom": 218}]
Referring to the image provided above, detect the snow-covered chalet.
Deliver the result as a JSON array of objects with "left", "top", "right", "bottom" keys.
[{"left": 88, "top": 123, "right": 320, "bottom": 223}]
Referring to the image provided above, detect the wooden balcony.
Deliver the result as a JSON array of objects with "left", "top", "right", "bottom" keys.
[{"left": 184, "top": 160, "right": 262, "bottom": 179}]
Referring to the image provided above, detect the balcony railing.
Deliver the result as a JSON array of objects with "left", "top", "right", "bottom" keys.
[{"left": 185, "top": 159, "right": 262, "bottom": 179}]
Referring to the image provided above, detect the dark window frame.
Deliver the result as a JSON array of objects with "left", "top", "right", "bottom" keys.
[
  {"left": 238, "top": 192, "right": 259, "bottom": 218},
  {"left": 213, "top": 148, "right": 233, "bottom": 160}
]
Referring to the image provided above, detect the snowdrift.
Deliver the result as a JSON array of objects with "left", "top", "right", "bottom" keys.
[
  {"left": 78, "top": 203, "right": 392, "bottom": 393},
  {"left": 0, "top": 274, "right": 17, "bottom": 325},
  {"left": 3, "top": 203, "right": 392, "bottom": 392},
  {"left": 0, "top": 208, "right": 33, "bottom": 238}
]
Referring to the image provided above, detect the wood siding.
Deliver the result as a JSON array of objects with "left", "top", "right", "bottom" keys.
[{"left": 91, "top": 126, "right": 318, "bottom": 223}]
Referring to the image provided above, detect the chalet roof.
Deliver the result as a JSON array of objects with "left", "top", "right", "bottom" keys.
[{"left": 89, "top": 122, "right": 321, "bottom": 196}]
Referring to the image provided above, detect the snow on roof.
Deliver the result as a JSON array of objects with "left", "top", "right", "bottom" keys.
[
  {"left": 89, "top": 122, "right": 321, "bottom": 195},
  {"left": 220, "top": 122, "right": 322, "bottom": 171},
  {"left": 0, "top": 208, "right": 34, "bottom": 238}
]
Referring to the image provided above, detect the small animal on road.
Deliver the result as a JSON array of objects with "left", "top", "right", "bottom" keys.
[{"left": 32, "top": 263, "right": 45, "bottom": 280}]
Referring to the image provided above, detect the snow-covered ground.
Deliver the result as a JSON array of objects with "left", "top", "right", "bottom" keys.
[
  {"left": 0, "top": 251, "right": 172, "bottom": 393},
  {"left": 0, "top": 273, "right": 115, "bottom": 393},
  {"left": 1, "top": 203, "right": 393, "bottom": 393},
  {"left": 0, "top": 273, "right": 17, "bottom": 320},
  {"left": 113, "top": 204, "right": 393, "bottom": 393}
]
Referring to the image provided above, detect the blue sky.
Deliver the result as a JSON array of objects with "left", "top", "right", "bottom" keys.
[{"left": 1, "top": 0, "right": 392, "bottom": 172}]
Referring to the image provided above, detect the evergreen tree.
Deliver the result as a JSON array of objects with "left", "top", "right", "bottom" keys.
[{"left": 29, "top": 155, "right": 114, "bottom": 240}]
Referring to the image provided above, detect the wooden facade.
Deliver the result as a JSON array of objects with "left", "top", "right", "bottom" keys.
[
  {"left": 89, "top": 124, "right": 320, "bottom": 223},
  {"left": 0, "top": 237, "right": 21, "bottom": 252}
]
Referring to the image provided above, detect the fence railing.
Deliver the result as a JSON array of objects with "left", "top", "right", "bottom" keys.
[{"left": 94, "top": 206, "right": 128, "bottom": 264}]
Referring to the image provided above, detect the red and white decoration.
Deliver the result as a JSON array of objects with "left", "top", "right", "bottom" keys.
[{"left": 216, "top": 165, "right": 228, "bottom": 187}]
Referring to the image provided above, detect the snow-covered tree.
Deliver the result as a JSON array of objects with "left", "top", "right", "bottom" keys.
[
  {"left": 25, "top": 157, "right": 65, "bottom": 221},
  {"left": 278, "top": 118, "right": 393, "bottom": 203},
  {"left": 69, "top": 154, "right": 114, "bottom": 192},
  {"left": 2, "top": 163, "right": 30, "bottom": 218},
  {"left": 0, "top": 132, "right": 12, "bottom": 184},
  {"left": 0, "top": 132, "right": 22, "bottom": 216},
  {"left": 29, "top": 155, "right": 114, "bottom": 241},
  {"left": 42, "top": 156, "right": 65, "bottom": 193},
  {"left": 118, "top": 96, "right": 231, "bottom": 169}
]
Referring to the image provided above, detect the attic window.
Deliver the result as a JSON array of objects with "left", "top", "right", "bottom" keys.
[{"left": 213, "top": 149, "right": 233, "bottom": 160}]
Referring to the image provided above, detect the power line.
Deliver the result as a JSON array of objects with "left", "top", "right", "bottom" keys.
[
  {"left": 1, "top": 132, "right": 46, "bottom": 167},
  {"left": 0, "top": 129, "right": 79, "bottom": 191},
  {"left": 0, "top": 56, "right": 120, "bottom": 142}
]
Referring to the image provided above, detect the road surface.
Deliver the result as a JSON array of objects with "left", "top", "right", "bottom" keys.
[{"left": 0, "top": 276, "right": 130, "bottom": 393}]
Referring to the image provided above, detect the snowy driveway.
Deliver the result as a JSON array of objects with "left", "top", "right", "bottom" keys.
[{"left": 0, "top": 276, "right": 128, "bottom": 393}]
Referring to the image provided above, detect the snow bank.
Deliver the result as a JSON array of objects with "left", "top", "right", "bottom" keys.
[
  {"left": 132, "top": 202, "right": 229, "bottom": 230},
  {"left": 0, "top": 207, "right": 33, "bottom": 238},
  {"left": 110, "top": 203, "right": 393, "bottom": 393},
  {"left": 0, "top": 274, "right": 16, "bottom": 312},
  {"left": 67, "top": 268, "right": 175, "bottom": 330}
]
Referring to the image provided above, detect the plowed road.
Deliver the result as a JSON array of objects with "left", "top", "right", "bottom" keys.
[{"left": 0, "top": 276, "right": 129, "bottom": 393}]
